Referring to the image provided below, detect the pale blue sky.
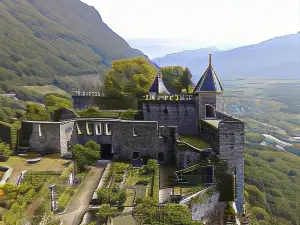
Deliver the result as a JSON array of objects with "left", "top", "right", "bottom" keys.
[{"left": 81, "top": 0, "right": 300, "bottom": 57}]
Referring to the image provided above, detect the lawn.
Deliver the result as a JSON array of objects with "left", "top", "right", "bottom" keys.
[
  {"left": 125, "top": 168, "right": 152, "bottom": 186},
  {"left": 113, "top": 215, "right": 137, "bottom": 225},
  {"left": 123, "top": 189, "right": 135, "bottom": 206},
  {"left": 180, "top": 136, "right": 212, "bottom": 149},
  {"left": 180, "top": 184, "right": 206, "bottom": 196},
  {"left": 0, "top": 153, "right": 71, "bottom": 182}
]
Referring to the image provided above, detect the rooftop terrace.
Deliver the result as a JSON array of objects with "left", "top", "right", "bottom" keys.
[
  {"left": 180, "top": 136, "right": 212, "bottom": 149},
  {"left": 201, "top": 119, "right": 222, "bottom": 129}
]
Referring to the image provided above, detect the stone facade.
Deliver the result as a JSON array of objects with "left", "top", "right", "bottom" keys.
[
  {"left": 28, "top": 122, "right": 61, "bottom": 153},
  {"left": 22, "top": 119, "right": 176, "bottom": 163},
  {"left": 142, "top": 101, "right": 198, "bottom": 135}
]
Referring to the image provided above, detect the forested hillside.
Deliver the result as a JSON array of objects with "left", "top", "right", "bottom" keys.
[{"left": 0, "top": 0, "right": 144, "bottom": 86}]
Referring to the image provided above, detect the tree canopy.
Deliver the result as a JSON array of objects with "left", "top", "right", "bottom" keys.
[
  {"left": 104, "top": 57, "right": 158, "bottom": 97},
  {"left": 71, "top": 141, "right": 101, "bottom": 171}
]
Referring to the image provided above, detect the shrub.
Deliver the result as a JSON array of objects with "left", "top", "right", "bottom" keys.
[
  {"left": 120, "top": 109, "right": 136, "bottom": 120},
  {"left": 0, "top": 142, "right": 13, "bottom": 156},
  {"left": 96, "top": 188, "right": 126, "bottom": 205},
  {"left": 71, "top": 141, "right": 100, "bottom": 172},
  {"left": 25, "top": 103, "right": 50, "bottom": 121},
  {"left": 145, "top": 159, "right": 158, "bottom": 174}
]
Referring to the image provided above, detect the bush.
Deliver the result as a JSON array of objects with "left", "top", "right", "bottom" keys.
[
  {"left": 25, "top": 103, "right": 50, "bottom": 121},
  {"left": 0, "top": 142, "right": 13, "bottom": 156},
  {"left": 71, "top": 141, "right": 100, "bottom": 172},
  {"left": 96, "top": 188, "right": 126, "bottom": 205},
  {"left": 120, "top": 109, "right": 136, "bottom": 120},
  {"left": 145, "top": 159, "right": 158, "bottom": 174}
]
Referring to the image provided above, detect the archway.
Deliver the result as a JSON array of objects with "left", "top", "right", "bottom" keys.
[{"left": 205, "top": 104, "right": 216, "bottom": 118}]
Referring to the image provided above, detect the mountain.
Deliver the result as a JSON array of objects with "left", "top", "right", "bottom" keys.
[
  {"left": 153, "top": 46, "right": 219, "bottom": 67},
  {"left": 153, "top": 33, "right": 300, "bottom": 82},
  {"left": 0, "top": 0, "right": 144, "bottom": 85}
]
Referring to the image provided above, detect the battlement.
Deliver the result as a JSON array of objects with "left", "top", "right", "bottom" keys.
[{"left": 72, "top": 90, "right": 104, "bottom": 97}]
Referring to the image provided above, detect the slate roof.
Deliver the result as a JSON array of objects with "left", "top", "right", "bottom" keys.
[
  {"left": 194, "top": 54, "right": 224, "bottom": 93},
  {"left": 149, "top": 72, "right": 170, "bottom": 94}
]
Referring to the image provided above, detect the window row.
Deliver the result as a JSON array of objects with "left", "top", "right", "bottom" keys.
[{"left": 76, "top": 122, "right": 112, "bottom": 136}]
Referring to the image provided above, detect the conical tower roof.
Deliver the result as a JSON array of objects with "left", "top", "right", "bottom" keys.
[
  {"left": 193, "top": 54, "right": 224, "bottom": 93},
  {"left": 149, "top": 72, "right": 170, "bottom": 94}
]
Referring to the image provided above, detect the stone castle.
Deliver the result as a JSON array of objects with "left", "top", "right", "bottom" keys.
[{"left": 19, "top": 55, "right": 245, "bottom": 213}]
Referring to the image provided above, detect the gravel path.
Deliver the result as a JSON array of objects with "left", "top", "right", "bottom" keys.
[{"left": 56, "top": 162, "right": 107, "bottom": 225}]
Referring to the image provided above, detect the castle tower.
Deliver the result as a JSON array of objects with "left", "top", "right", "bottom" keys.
[
  {"left": 149, "top": 72, "right": 170, "bottom": 97},
  {"left": 193, "top": 54, "right": 225, "bottom": 119}
]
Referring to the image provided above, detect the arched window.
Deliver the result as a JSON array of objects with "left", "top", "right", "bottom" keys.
[{"left": 205, "top": 104, "right": 216, "bottom": 118}]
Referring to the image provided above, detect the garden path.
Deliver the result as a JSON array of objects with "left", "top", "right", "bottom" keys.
[{"left": 56, "top": 162, "right": 107, "bottom": 225}]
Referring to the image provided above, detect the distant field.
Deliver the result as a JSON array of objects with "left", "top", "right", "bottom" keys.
[{"left": 22, "top": 85, "right": 69, "bottom": 97}]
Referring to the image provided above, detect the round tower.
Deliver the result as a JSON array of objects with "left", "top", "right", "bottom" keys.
[{"left": 193, "top": 54, "right": 225, "bottom": 119}]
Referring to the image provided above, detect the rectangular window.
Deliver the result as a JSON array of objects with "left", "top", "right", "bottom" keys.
[
  {"left": 38, "top": 124, "right": 42, "bottom": 137},
  {"left": 106, "top": 124, "right": 112, "bottom": 136},
  {"left": 86, "top": 122, "right": 94, "bottom": 135},
  {"left": 158, "top": 152, "right": 164, "bottom": 162},
  {"left": 95, "top": 123, "right": 102, "bottom": 135},
  {"left": 76, "top": 123, "right": 82, "bottom": 135},
  {"left": 133, "top": 151, "right": 139, "bottom": 159}
]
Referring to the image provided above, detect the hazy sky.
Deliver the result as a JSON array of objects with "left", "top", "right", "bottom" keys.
[{"left": 81, "top": 0, "right": 300, "bottom": 57}]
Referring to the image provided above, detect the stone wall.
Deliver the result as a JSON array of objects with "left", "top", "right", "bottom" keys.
[
  {"left": 112, "top": 121, "right": 177, "bottom": 163},
  {"left": 60, "top": 121, "right": 75, "bottom": 158},
  {"left": 195, "top": 94, "right": 225, "bottom": 119},
  {"left": 142, "top": 101, "right": 198, "bottom": 135},
  {"left": 0, "top": 122, "right": 11, "bottom": 145},
  {"left": 218, "top": 120, "right": 244, "bottom": 213},
  {"left": 29, "top": 123, "right": 61, "bottom": 153}
]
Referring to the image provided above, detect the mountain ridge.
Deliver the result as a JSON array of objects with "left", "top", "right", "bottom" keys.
[
  {"left": 153, "top": 32, "right": 300, "bottom": 82},
  {"left": 0, "top": 0, "right": 144, "bottom": 85}
]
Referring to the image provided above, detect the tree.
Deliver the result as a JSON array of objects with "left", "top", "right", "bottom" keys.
[
  {"left": 181, "top": 68, "right": 192, "bottom": 94},
  {"left": 0, "top": 142, "right": 13, "bottom": 156},
  {"left": 96, "top": 204, "right": 116, "bottom": 223},
  {"left": 44, "top": 94, "right": 72, "bottom": 113},
  {"left": 71, "top": 141, "right": 100, "bottom": 171},
  {"left": 24, "top": 103, "right": 50, "bottom": 121},
  {"left": 78, "top": 107, "right": 101, "bottom": 118},
  {"left": 145, "top": 159, "right": 158, "bottom": 174},
  {"left": 120, "top": 109, "right": 136, "bottom": 120},
  {"left": 96, "top": 188, "right": 126, "bottom": 205}
]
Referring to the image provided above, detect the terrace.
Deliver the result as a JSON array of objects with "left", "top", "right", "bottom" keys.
[{"left": 180, "top": 136, "right": 212, "bottom": 150}]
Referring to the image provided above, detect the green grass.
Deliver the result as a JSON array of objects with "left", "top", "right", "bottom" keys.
[
  {"left": 125, "top": 168, "right": 152, "bottom": 186},
  {"left": 180, "top": 136, "right": 212, "bottom": 149},
  {"left": 113, "top": 215, "right": 137, "bottom": 225},
  {"left": 180, "top": 184, "right": 206, "bottom": 196},
  {"left": 22, "top": 85, "right": 69, "bottom": 97},
  {"left": 123, "top": 189, "right": 135, "bottom": 206},
  {"left": 135, "top": 186, "right": 148, "bottom": 200},
  {"left": 0, "top": 153, "right": 71, "bottom": 182}
]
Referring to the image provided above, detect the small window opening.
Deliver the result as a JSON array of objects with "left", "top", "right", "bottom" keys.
[
  {"left": 38, "top": 124, "right": 42, "bottom": 137},
  {"left": 133, "top": 151, "right": 139, "bottom": 159},
  {"left": 86, "top": 122, "right": 94, "bottom": 135},
  {"left": 133, "top": 126, "right": 137, "bottom": 137},
  {"left": 76, "top": 123, "right": 82, "bottom": 135},
  {"left": 95, "top": 123, "right": 102, "bottom": 135},
  {"left": 106, "top": 124, "right": 112, "bottom": 136}
]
